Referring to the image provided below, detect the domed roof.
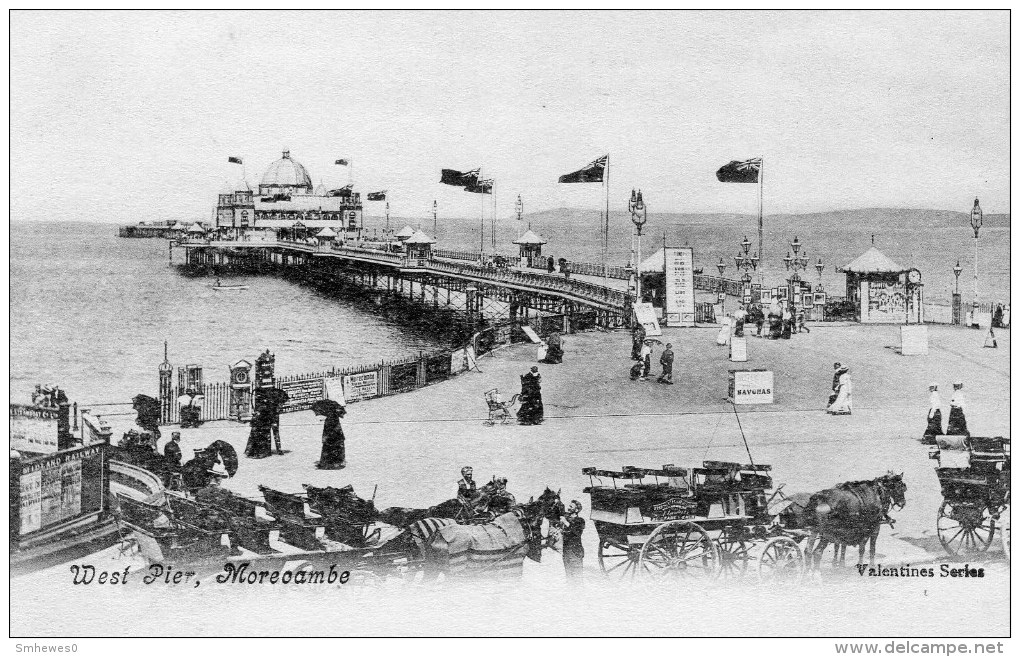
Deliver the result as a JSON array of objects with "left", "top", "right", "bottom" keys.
[{"left": 261, "top": 151, "right": 312, "bottom": 190}]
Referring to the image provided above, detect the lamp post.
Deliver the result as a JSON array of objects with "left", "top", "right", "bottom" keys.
[
  {"left": 385, "top": 201, "right": 390, "bottom": 237},
  {"left": 783, "top": 236, "right": 810, "bottom": 306},
  {"left": 717, "top": 258, "right": 727, "bottom": 314},
  {"left": 628, "top": 189, "right": 647, "bottom": 301},
  {"left": 734, "top": 235, "right": 759, "bottom": 303},
  {"left": 953, "top": 259, "right": 964, "bottom": 325},
  {"left": 432, "top": 200, "right": 438, "bottom": 238},
  {"left": 814, "top": 257, "right": 825, "bottom": 290},
  {"left": 970, "top": 198, "right": 982, "bottom": 326},
  {"left": 516, "top": 194, "right": 524, "bottom": 239}
]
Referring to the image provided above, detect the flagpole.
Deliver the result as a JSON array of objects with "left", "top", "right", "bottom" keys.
[{"left": 492, "top": 179, "right": 497, "bottom": 252}]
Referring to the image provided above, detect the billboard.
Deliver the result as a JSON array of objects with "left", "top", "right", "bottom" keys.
[
  {"left": 16, "top": 443, "right": 106, "bottom": 538},
  {"left": 342, "top": 371, "right": 379, "bottom": 403},
  {"left": 664, "top": 246, "right": 695, "bottom": 327}
]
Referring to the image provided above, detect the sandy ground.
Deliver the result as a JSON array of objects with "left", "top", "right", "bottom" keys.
[{"left": 10, "top": 324, "right": 1010, "bottom": 637}]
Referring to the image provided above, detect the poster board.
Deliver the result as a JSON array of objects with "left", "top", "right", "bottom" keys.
[
  {"left": 342, "top": 371, "right": 379, "bottom": 403},
  {"left": 520, "top": 325, "right": 542, "bottom": 344},
  {"left": 323, "top": 376, "right": 347, "bottom": 405},
  {"left": 727, "top": 370, "right": 774, "bottom": 404},
  {"left": 10, "top": 414, "right": 59, "bottom": 454},
  {"left": 663, "top": 246, "right": 695, "bottom": 327},
  {"left": 633, "top": 302, "right": 662, "bottom": 336},
  {"left": 17, "top": 443, "right": 106, "bottom": 537},
  {"left": 729, "top": 337, "right": 748, "bottom": 362},
  {"left": 900, "top": 325, "right": 929, "bottom": 356}
]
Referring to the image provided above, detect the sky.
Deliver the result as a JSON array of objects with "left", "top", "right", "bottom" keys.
[{"left": 9, "top": 10, "right": 1010, "bottom": 224}]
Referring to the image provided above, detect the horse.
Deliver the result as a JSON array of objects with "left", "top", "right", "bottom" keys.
[
  {"left": 803, "top": 472, "right": 907, "bottom": 568},
  {"left": 418, "top": 487, "right": 562, "bottom": 580}
]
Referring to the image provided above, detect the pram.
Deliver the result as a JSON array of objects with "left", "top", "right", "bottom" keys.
[{"left": 483, "top": 389, "right": 521, "bottom": 426}]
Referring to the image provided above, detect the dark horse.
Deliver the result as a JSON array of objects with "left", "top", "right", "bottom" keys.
[{"left": 802, "top": 472, "right": 907, "bottom": 568}]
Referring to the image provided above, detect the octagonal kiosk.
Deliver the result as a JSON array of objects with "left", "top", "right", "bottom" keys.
[
  {"left": 513, "top": 230, "right": 547, "bottom": 268},
  {"left": 394, "top": 225, "right": 416, "bottom": 242},
  {"left": 403, "top": 230, "right": 436, "bottom": 264},
  {"left": 837, "top": 246, "right": 922, "bottom": 324}
]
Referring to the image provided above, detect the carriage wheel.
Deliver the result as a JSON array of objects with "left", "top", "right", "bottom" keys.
[
  {"left": 715, "top": 529, "right": 751, "bottom": 577},
  {"left": 937, "top": 500, "right": 996, "bottom": 555},
  {"left": 999, "top": 502, "right": 1010, "bottom": 562},
  {"left": 598, "top": 537, "right": 641, "bottom": 579},
  {"left": 758, "top": 536, "right": 805, "bottom": 584},
  {"left": 637, "top": 521, "right": 719, "bottom": 580}
]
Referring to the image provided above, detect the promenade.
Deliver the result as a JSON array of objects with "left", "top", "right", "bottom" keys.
[{"left": 12, "top": 323, "right": 1009, "bottom": 637}]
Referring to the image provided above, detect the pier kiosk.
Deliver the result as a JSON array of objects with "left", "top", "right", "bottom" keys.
[
  {"left": 403, "top": 230, "right": 436, "bottom": 262},
  {"left": 838, "top": 247, "right": 923, "bottom": 324},
  {"left": 395, "top": 225, "right": 416, "bottom": 242},
  {"left": 513, "top": 230, "right": 547, "bottom": 268}
]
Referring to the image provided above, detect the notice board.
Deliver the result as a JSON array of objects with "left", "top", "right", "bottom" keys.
[{"left": 664, "top": 246, "right": 695, "bottom": 327}]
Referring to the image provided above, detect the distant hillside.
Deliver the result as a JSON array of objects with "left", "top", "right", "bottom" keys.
[{"left": 522, "top": 207, "right": 1009, "bottom": 229}]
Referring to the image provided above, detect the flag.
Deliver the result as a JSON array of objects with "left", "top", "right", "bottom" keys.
[
  {"left": 367, "top": 191, "right": 387, "bottom": 201},
  {"left": 558, "top": 155, "right": 608, "bottom": 183},
  {"left": 464, "top": 178, "right": 493, "bottom": 194},
  {"left": 440, "top": 168, "right": 480, "bottom": 186},
  {"left": 716, "top": 158, "right": 761, "bottom": 183},
  {"left": 228, "top": 156, "right": 243, "bottom": 165},
  {"left": 335, "top": 159, "right": 349, "bottom": 166}
]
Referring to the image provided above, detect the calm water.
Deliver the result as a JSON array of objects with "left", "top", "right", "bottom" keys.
[
  {"left": 9, "top": 222, "right": 442, "bottom": 406},
  {"left": 10, "top": 214, "right": 1009, "bottom": 405}
]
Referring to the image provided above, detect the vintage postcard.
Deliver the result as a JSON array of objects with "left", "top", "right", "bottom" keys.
[{"left": 8, "top": 9, "right": 1010, "bottom": 647}]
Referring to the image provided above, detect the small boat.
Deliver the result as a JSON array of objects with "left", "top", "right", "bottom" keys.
[{"left": 212, "top": 278, "right": 249, "bottom": 291}]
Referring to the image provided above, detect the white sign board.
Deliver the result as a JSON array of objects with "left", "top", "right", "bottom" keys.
[
  {"left": 664, "top": 246, "right": 696, "bottom": 327},
  {"left": 342, "top": 371, "right": 379, "bottom": 403},
  {"left": 10, "top": 416, "right": 59, "bottom": 454},
  {"left": 633, "top": 302, "right": 662, "bottom": 336},
  {"left": 323, "top": 377, "right": 347, "bottom": 405},
  {"left": 728, "top": 370, "right": 774, "bottom": 405},
  {"left": 900, "top": 325, "right": 929, "bottom": 356},
  {"left": 520, "top": 325, "right": 542, "bottom": 344},
  {"left": 729, "top": 337, "right": 748, "bottom": 362}
]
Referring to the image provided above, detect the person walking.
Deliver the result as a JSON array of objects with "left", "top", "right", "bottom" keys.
[
  {"left": 657, "top": 343, "right": 674, "bottom": 384},
  {"left": 924, "top": 383, "right": 944, "bottom": 441},
  {"left": 946, "top": 382, "right": 970, "bottom": 437},
  {"left": 753, "top": 304, "right": 765, "bottom": 337},
  {"left": 517, "top": 366, "right": 545, "bottom": 425},
  {"left": 733, "top": 305, "right": 747, "bottom": 338},
  {"left": 797, "top": 308, "right": 811, "bottom": 333},
  {"left": 314, "top": 400, "right": 346, "bottom": 470},
  {"left": 631, "top": 324, "right": 646, "bottom": 361},
  {"left": 639, "top": 340, "right": 653, "bottom": 380},
  {"left": 559, "top": 500, "right": 586, "bottom": 580},
  {"left": 781, "top": 303, "right": 793, "bottom": 339},
  {"left": 826, "top": 365, "right": 853, "bottom": 415}
]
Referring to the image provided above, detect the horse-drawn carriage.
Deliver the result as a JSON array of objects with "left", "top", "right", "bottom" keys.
[
  {"left": 929, "top": 436, "right": 1010, "bottom": 560},
  {"left": 583, "top": 462, "right": 809, "bottom": 582},
  {"left": 584, "top": 462, "right": 908, "bottom": 582},
  {"left": 115, "top": 479, "right": 563, "bottom": 584}
]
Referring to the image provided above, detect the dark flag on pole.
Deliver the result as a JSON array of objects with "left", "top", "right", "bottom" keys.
[
  {"left": 228, "top": 156, "right": 243, "bottom": 165},
  {"left": 558, "top": 155, "right": 608, "bottom": 183},
  {"left": 440, "top": 168, "right": 480, "bottom": 186},
  {"left": 335, "top": 159, "right": 350, "bottom": 166},
  {"left": 367, "top": 191, "right": 387, "bottom": 201},
  {"left": 716, "top": 158, "right": 762, "bottom": 183},
  {"left": 464, "top": 178, "right": 493, "bottom": 194}
]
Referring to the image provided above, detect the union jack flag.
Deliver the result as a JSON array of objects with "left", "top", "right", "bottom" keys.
[
  {"left": 716, "top": 158, "right": 761, "bottom": 183},
  {"left": 558, "top": 155, "right": 608, "bottom": 184}
]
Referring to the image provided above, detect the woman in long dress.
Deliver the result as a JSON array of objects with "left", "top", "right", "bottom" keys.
[
  {"left": 924, "top": 383, "right": 943, "bottom": 438},
  {"left": 517, "top": 367, "right": 544, "bottom": 425},
  {"left": 244, "top": 389, "right": 275, "bottom": 459},
  {"left": 826, "top": 367, "right": 852, "bottom": 415},
  {"left": 946, "top": 382, "right": 969, "bottom": 437},
  {"left": 317, "top": 404, "right": 347, "bottom": 470}
]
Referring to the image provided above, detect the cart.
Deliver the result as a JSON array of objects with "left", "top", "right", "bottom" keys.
[
  {"left": 583, "top": 462, "right": 807, "bottom": 582},
  {"left": 483, "top": 389, "right": 520, "bottom": 426},
  {"left": 930, "top": 436, "right": 1010, "bottom": 559}
]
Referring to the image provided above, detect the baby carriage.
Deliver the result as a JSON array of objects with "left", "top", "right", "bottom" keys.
[{"left": 483, "top": 389, "right": 521, "bottom": 426}]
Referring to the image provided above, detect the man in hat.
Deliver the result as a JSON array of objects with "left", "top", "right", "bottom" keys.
[
  {"left": 947, "top": 382, "right": 969, "bottom": 437},
  {"left": 559, "top": 500, "right": 586, "bottom": 580},
  {"left": 457, "top": 466, "right": 479, "bottom": 504},
  {"left": 639, "top": 340, "right": 653, "bottom": 380},
  {"left": 164, "top": 431, "right": 182, "bottom": 466},
  {"left": 657, "top": 343, "right": 675, "bottom": 384}
]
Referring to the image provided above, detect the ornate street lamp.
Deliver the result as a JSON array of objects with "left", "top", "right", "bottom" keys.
[
  {"left": 970, "top": 198, "right": 982, "bottom": 320},
  {"left": 814, "top": 257, "right": 825, "bottom": 290},
  {"left": 734, "top": 235, "right": 759, "bottom": 300},
  {"left": 717, "top": 258, "right": 727, "bottom": 276},
  {"left": 385, "top": 201, "right": 390, "bottom": 237},
  {"left": 783, "top": 236, "right": 810, "bottom": 307},
  {"left": 629, "top": 189, "right": 648, "bottom": 300},
  {"left": 432, "top": 200, "right": 438, "bottom": 237},
  {"left": 953, "top": 259, "right": 963, "bottom": 294},
  {"left": 516, "top": 194, "right": 524, "bottom": 237}
]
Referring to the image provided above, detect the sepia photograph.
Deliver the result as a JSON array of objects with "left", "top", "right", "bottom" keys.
[{"left": 7, "top": 9, "right": 1010, "bottom": 647}]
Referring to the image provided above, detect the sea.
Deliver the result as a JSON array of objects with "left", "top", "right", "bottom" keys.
[{"left": 10, "top": 214, "right": 1009, "bottom": 406}]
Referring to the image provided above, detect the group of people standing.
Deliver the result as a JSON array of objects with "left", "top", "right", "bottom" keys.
[
  {"left": 731, "top": 301, "right": 808, "bottom": 340},
  {"left": 925, "top": 381, "right": 970, "bottom": 445}
]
